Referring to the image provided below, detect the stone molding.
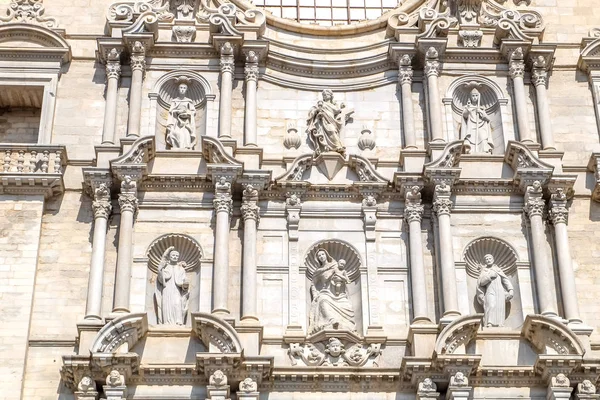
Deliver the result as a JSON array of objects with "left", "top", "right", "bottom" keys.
[
  {"left": 0, "top": 0, "right": 58, "bottom": 28},
  {"left": 522, "top": 315, "right": 585, "bottom": 356},
  {"left": 303, "top": 239, "right": 362, "bottom": 283},
  {"left": 90, "top": 313, "right": 148, "bottom": 353},
  {"left": 463, "top": 236, "right": 518, "bottom": 278},
  {"left": 192, "top": 312, "right": 244, "bottom": 353}
]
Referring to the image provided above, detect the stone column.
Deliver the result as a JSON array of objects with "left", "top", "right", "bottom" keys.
[
  {"left": 532, "top": 56, "right": 556, "bottom": 150},
  {"left": 212, "top": 177, "right": 233, "bottom": 315},
  {"left": 417, "top": 378, "right": 440, "bottom": 399},
  {"left": 127, "top": 41, "right": 146, "bottom": 137},
  {"left": 84, "top": 183, "right": 112, "bottom": 320},
  {"left": 404, "top": 186, "right": 430, "bottom": 323},
  {"left": 219, "top": 42, "right": 235, "bottom": 139},
  {"left": 549, "top": 189, "right": 582, "bottom": 323},
  {"left": 547, "top": 374, "right": 573, "bottom": 400},
  {"left": 244, "top": 51, "right": 259, "bottom": 147},
  {"left": 424, "top": 47, "right": 444, "bottom": 142},
  {"left": 103, "top": 370, "right": 127, "bottom": 400},
  {"left": 207, "top": 370, "right": 231, "bottom": 400},
  {"left": 102, "top": 48, "right": 121, "bottom": 145},
  {"left": 112, "top": 176, "right": 138, "bottom": 313},
  {"left": 432, "top": 182, "right": 460, "bottom": 318},
  {"left": 509, "top": 48, "right": 534, "bottom": 143},
  {"left": 523, "top": 181, "right": 557, "bottom": 317},
  {"left": 399, "top": 54, "right": 417, "bottom": 149},
  {"left": 576, "top": 380, "right": 600, "bottom": 400},
  {"left": 237, "top": 377, "right": 259, "bottom": 400},
  {"left": 241, "top": 184, "right": 259, "bottom": 323}
]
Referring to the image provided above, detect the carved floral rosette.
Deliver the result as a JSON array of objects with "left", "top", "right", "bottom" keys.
[{"left": 288, "top": 336, "right": 381, "bottom": 367}]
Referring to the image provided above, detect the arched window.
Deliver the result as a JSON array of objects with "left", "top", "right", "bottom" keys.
[{"left": 253, "top": 0, "right": 399, "bottom": 26}]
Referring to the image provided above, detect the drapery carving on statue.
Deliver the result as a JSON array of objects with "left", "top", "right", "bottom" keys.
[
  {"left": 288, "top": 337, "right": 381, "bottom": 367},
  {"left": 306, "top": 89, "right": 353, "bottom": 157},
  {"left": 155, "top": 246, "right": 190, "bottom": 325},
  {"left": 307, "top": 248, "right": 357, "bottom": 334},
  {"left": 460, "top": 88, "right": 494, "bottom": 154},
  {"left": 166, "top": 76, "right": 197, "bottom": 150},
  {"left": 476, "top": 254, "right": 514, "bottom": 327}
]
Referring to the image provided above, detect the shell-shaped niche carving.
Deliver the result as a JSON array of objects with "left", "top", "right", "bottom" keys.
[
  {"left": 463, "top": 237, "right": 517, "bottom": 278},
  {"left": 304, "top": 239, "right": 362, "bottom": 282},
  {"left": 157, "top": 75, "right": 208, "bottom": 110},
  {"left": 451, "top": 80, "right": 500, "bottom": 115},
  {"left": 146, "top": 233, "right": 203, "bottom": 273}
]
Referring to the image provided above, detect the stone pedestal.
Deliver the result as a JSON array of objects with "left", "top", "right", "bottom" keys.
[
  {"left": 447, "top": 386, "right": 472, "bottom": 400},
  {"left": 547, "top": 387, "right": 573, "bottom": 400},
  {"left": 103, "top": 385, "right": 127, "bottom": 400}
]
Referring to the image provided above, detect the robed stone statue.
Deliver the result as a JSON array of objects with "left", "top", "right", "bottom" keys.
[
  {"left": 155, "top": 246, "right": 190, "bottom": 325},
  {"left": 460, "top": 88, "right": 493, "bottom": 154},
  {"left": 476, "top": 254, "right": 514, "bottom": 327},
  {"left": 306, "top": 89, "right": 353, "bottom": 156},
  {"left": 166, "top": 79, "right": 196, "bottom": 150},
  {"left": 308, "top": 248, "right": 356, "bottom": 334}
]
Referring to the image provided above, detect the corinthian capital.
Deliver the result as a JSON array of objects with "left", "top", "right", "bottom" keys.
[
  {"left": 523, "top": 180, "right": 545, "bottom": 218},
  {"left": 130, "top": 41, "right": 146, "bottom": 72},
  {"left": 432, "top": 182, "right": 452, "bottom": 216},
  {"left": 509, "top": 47, "right": 525, "bottom": 79},
  {"left": 213, "top": 176, "right": 233, "bottom": 215},
  {"left": 398, "top": 54, "right": 413, "bottom": 85},
  {"left": 404, "top": 185, "right": 424, "bottom": 223},
  {"left": 118, "top": 175, "right": 138, "bottom": 213},
  {"left": 531, "top": 55, "right": 548, "bottom": 87},
  {"left": 424, "top": 47, "right": 440, "bottom": 77},
  {"left": 92, "top": 182, "right": 112, "bottom": 220},
  {"left": 244, "top": 51, "right": 259, "bottom": 83},
  {"left": 105, "top": 48, "right": 122, "bottom": 81},
  {"left": 220, "top": 42, "right": 235, "bottom": 75},
  {"left": 241, "top": 184, "right": 260, "bottom": 222},
  {"left": 549, "top": 188, "right": 568, "bottom": 225}
]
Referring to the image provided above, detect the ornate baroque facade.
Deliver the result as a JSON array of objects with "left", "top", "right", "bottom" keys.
[{"left": 2, "top": 0, "right": 600, "bottom": 399}]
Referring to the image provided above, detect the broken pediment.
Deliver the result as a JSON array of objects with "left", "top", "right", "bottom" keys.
[{"left": 276, "top": 153, "right": 389, "bottom": 186}]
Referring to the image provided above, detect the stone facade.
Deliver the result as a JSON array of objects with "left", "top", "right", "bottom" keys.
[{"left": 1, "top": 0, "right": 600, "bottom": 399}]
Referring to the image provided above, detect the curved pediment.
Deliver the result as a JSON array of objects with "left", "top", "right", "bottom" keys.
[
  {"left": 522, "top": 315, "right": 585, "bottom": 356},
  {"left": 435, "top": 314, "right": 483, "bottom": 355},
  {"left": 0, "top": 23, "right": 70, "bottom": 63}
]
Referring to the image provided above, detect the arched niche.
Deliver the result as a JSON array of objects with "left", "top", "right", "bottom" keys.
[
  {"left": 462, "top": 236, "right": 524, "bottom": 328},
  {"left": 443, "top": 75, "right": 509, "bottom": 155},
  {"left": 145, "top": 234, "right": 204, "bottom": 326},
  {"left": 303, "top": 239, "right": 364, "bottom": 336},
  {"left": 148, "top": 70, "right": 215, "bottom": 150}
]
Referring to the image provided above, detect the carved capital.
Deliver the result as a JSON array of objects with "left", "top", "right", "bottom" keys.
[
  {"left": 245, "top": 51, "right": 259, "bottom": 82},
  {"left": 524, "top": 181, "right": 545, "bottom": 218},
  {"left": 509, "top": 47, "right": 525, "bottom": 80},
  {"left": 241, "top": 184, "right": 260, "bottom": 222},
  {"left": 106, "top": 61, "right": 122, "bottom": 81},
  {"left": 118, "top": 193, "right": 138, "bottom": 214},
  {"left": 424, "top": 47, "right": 440, "bottom": 77},
  {"left": 129, "top": 41, "right": 146, "bottom": 73},
  {"left": 532, "top": 68, "right": 548, "bottom": 87},
  {"left": 404, "top": 185, "right": 424, "bottom": 223},
  {"left": 398, "top": 54, "right": 413, "bottom": 85},
  {"left": 549, "top": 188, "right": 569, "bottom": 225},
  {"left": 213, "top": 176, "right": 233, "bottom": 215},
  {"left": 220, "top": 42, "right": 235, "bottom": 75},
  {"left": 432, "top": 182, "right": 452, "bottom": 216},
  {"left": 92, "top": 199, "right": 112, "bottom": 220}
]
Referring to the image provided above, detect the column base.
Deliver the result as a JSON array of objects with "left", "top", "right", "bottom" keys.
[
  {"left": 77, "top": 319, "right": 106, "bottom": 356},
  {"left": 409, "top": 321, "right": 438, "bottom": 358},
  {"left": 211, "top": 308, "right": 231, "bottom": 316},
  {"left": 240, "top": 315, "right": 260, "bottom": 325}
]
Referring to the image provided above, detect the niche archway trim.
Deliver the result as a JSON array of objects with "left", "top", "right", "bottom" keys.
[
  {"left": 434, "top": 314, "right": 483, "bottom": 355},
  {"left": 445, "top": 75, "right": 507, "bottom": 114},
  {"left": 152, "top": 70, "right": 215, "bottom": 110},
  {"left": 192, "top": 312, "right": 243, "bottom": 353},
  {"left": 463, "top": 236, "right": 518, "bottom": 279},
  {"left": 522, "top": 314, "right": 584, "bottom": 356},
  {"left": 146, "top": 233, "right": 204, "bottom": 273},
  {"left": 303, "top": 239, "right": 363, "bottom": 282},
  {"left": 90, "top": 313, "right": 148, "bottom": 353}
]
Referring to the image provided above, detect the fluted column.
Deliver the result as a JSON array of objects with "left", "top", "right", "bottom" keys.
[
  {"left": 219, "top": 42, "right": 234, "bottom": 139},
  {"left": 509, "top": 48, "right": 534, "bottom": 143},
  {"left": 102, "top": 48, "right": 121, "bottom": 145},
  {"left": 424, "top": 47, "right": 444, "bottom": 142},
  {"left": 127, "top": 41, "right": 146, "bottom": 137},
  {"left": 112, "top": 176, "right": 138, "bottom": 313},
  {"left": 244, "top": 51, "right": 259, "bottom": 147},
  {"left": 432, "top": 182, "right": 460, "bottom": 318},
  {"left": 549, "top": 189, "right": 582, "bottom": 323},
  {"left": 404, "top": 186, "right": 430, "bottom": 323},
  {"left": 241, "top": 184, "right": 259, "bottom": 323},
  {"left": 524, "top": 181, "right": 557, "bottom": 316},
  {"left": 84, "top": 182, "right": 112, "bottom": 320},
  {"left": 532, "top": 56, "right": 556, "bottom": 150},
  {"left": 212, "top": 177, "right": 233, "bottom": 315},
  {"left": 399, "top": 54, "right": 417, "bottom": 148}
]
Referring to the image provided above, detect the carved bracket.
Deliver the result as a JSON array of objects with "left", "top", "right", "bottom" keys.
[{"left": 288, "top": 333, "right": 382, "bottom": 368}]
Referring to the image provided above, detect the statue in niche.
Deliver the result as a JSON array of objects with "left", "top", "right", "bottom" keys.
[
  {"left": 166, "top": 77, "right": 196, "bottom": 150},
  {"left": 460, "top": 87, "right": 493, "bottom": 154},
  {"left": 155, "top": 246, "right": 190, "bottom": 325},
  {"left": 476, "top": 253, "right": 514, "bottom": 327},
  {"left": 306, "top": 89, "right": 353, "bottom": 156},
  {"left": 308, "top": 248, "right": 356, "bottom": 334}
]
